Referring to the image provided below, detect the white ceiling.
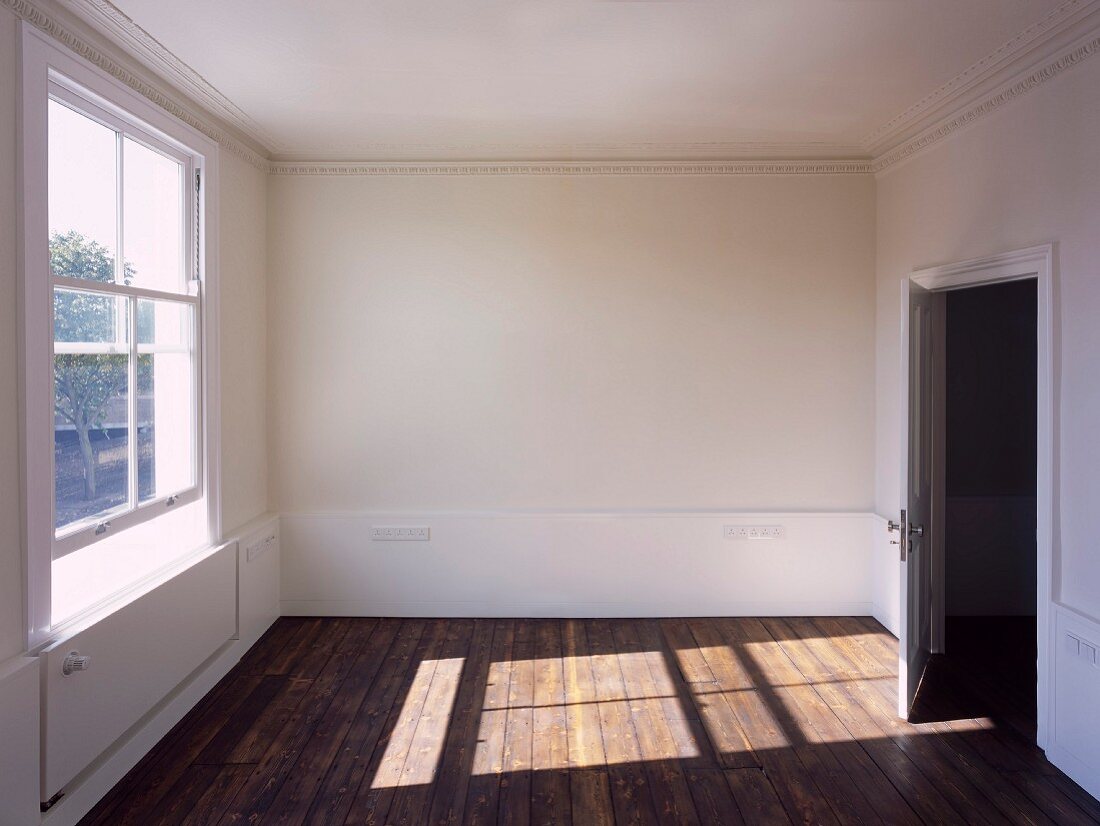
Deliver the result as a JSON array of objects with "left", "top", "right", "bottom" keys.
[{"left": 103, "top": 0, "right": 1070, "bottom": 161}]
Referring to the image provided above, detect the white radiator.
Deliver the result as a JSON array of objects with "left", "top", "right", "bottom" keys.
[{"left": 40, "top": 543, "right": 237, "bottom": 801}]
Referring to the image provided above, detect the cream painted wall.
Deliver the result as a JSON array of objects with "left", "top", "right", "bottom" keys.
[
  {"left": 268, "top": 174, "right": 876, "bottom": 513},
  {"left": 875, "top": 54, "right": 1100, "bottom": 621},
  {"left": 219, "top": 152, "right": 270, "bottom": 532},
  {"left": 1, "top": 7, "right": 25, "bottom": 662},
  {"left": 0, "top": 9, "right": 269, "bottom": 661}
]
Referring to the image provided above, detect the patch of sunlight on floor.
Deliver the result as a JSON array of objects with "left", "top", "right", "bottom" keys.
[
  {"left": 371, "top": 657, "right": 465, "bottom": 789},
  {"left": 911, "top": 716, "right": 998, "bottom": 733},
  {"left": 466, "top": 652, "right": 702, "bottom": 772},
  {"left": 690, "top": 675, "right": 894, "bottom": 696}
]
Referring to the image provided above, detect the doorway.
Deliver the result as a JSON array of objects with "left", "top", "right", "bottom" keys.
[
  {"left": 898, "top": 245, "right": 1053, "bottom": 748},
  {"left": 921, "top": 279, "right": 1039, "bottom": 740}
]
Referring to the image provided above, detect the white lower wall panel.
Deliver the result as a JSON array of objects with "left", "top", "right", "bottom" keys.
[
  {"left": 280, "top": 512, "right": 874, "bottom": 617},
  {"left": 41, "top": 543, "right": 237, "bottom": 801},
  {"left": 1050, "top": 603, "right": 1100, "bottom": 802},
  {"left": 870, "top": 514, "right": 901, "bottom": 637},
  {"left": 234, "top": 515, "right": 281, "bottom": 650},
  {"left": 0, "top": 656, "right": 40, "bottom": 826}
]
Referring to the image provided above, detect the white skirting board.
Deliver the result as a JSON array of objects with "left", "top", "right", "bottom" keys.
[
  {"left": 280, "top": 511, "right": 875, "bottom": 618},
  {"left": 1049, "top": 603, "right": 1100, "bottom": 802}
]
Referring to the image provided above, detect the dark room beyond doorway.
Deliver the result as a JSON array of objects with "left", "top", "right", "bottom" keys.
[{"left": 918, "top": 278, "right": 1039, "bottom": 739}]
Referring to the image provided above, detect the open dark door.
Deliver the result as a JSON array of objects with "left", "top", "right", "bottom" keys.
[{"left": 899, "top": 277, "right": 934, "bottom": 718}]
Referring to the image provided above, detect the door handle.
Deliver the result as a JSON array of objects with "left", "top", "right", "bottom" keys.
[{"left": 909, "top": 523, "right": 925, "bottom": 537}]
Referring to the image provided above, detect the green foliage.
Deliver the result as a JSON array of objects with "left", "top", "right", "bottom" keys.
[
  {"left": 50, "top": 231, "right": 135, "bottom": 498},
  {"left": 53, "top": 352, "right": 127, "bottom": 431},
  {"left": 51, "top": 230, "right": 137, "bottom": 343},
  {"left": 49, "top": 229, "right": 115, "bottom": 283}
]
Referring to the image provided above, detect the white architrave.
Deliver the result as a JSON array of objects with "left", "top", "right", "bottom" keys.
[{"left": 907, "top": 243, "right": 1055, "bottom": 749}]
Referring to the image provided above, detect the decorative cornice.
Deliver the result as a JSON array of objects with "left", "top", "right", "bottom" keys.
[
  {"left": 54, "top": 0, "right": 279, "bottom": 152},
  {"left": 270, "top": 141, "right": 866, "bottom": 164},
  {"left": 862, "top": 0, "right": 1097, "bottom": 151},
  {"left": 873, "top": 30, "right": 1100, "bottom": 172},
  {"left": 267, "top": 160, "right": 874, "bottom": 177},
  {"left": 1, "top": 0, "right": 270, "bottom": 170}
]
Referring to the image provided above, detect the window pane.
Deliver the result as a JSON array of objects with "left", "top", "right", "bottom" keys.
[
  {"left": 54, "top": 287, "right": 127, "bottom": 346},
  {"left": 54, "top": 352, "right": 129, "bottom": 532},
  {"left": 124, "top": 137, "right": 184, "bottom": 292},
  {"left": 49, "top": 100, "right": 118, "bottom": 283},
  {"left": 54, "top": 287, "right": 131, "bottom": 533},
  {"left": 137, "top": 299, "right": 195, "bottom": 501}
]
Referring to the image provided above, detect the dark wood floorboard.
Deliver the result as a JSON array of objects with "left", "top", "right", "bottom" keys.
[{"left": 79, "top": 617, "right": 1099, "bottom": 826}]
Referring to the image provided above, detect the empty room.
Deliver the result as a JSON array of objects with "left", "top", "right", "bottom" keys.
[{"left": 2, "top": 1, "right": 1100, "bottom": 823}]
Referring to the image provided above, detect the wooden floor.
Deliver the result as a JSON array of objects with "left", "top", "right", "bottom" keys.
[{"left": 81, "top": 617, "right": 1100, "bottom": 825}]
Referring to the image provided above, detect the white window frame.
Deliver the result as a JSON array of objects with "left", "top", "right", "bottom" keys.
[
  {"left": 49, "top": 85, "right": 203, "bottom": 557},
  {"left": 18, "top": 24, "right": 221, "bottom": 650}
]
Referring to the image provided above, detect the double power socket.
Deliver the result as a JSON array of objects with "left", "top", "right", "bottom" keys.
[
  {"left": 371, "top": 526, "right": 430, "bottom": 541},
  {"left": 724, "top": 525, "right": 786, "bottom": 540}
]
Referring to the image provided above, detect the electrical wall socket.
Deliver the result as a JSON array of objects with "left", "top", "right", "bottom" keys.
[
  {"left": 724, "top": 525, "right": 786, "bottom": 540},
  {"left": 371, "top": 526, "right": 430, "bottom": 541}
]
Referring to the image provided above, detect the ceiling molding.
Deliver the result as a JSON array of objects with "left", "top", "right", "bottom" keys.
[
  {"left": 270, "top": 141, "right": 867, "bottom": 164},
  {"left": 2, "top": 0, "right": 270, "bottom": 170},
  {"left": 53, "top": 0, "right": 280, "bottom": 152},
  {"left": 873, "top": 28, "right": 1100, "bottom": 173},
  {"left": 862, "top": 0, "right": 1099, "bottom": 152},
  {"left": 267, "top": 160, "right": 874, "bottom": 177}
]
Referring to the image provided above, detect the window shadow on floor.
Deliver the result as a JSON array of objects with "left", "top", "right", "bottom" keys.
[{"left": 79, "top": 615, "right": 1095, "bottom": 826}]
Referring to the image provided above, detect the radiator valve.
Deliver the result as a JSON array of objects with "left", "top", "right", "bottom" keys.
[{"left": 62, "top": 651, "right": 90, "bottom": 676}]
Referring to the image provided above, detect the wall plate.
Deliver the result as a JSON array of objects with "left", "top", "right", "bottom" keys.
[
  {"left": 724, "top": 525, "right": 786, "bottom": 540},
  {"left": 370, "top": 526, "right": 430, "bottom": 541}
]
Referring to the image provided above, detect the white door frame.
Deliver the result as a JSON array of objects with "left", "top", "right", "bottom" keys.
[{"left": 905, "top": 243, "right": 1054, "bottom": 749}]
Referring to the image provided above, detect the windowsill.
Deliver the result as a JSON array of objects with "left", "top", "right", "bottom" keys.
[{"left": 39, "top": 538, "right": 228, "bottom": 654}]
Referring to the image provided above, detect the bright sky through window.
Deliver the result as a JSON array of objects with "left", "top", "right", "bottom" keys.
[{"left": 48, "top": 99, "right": 184, "bottom": 293}]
